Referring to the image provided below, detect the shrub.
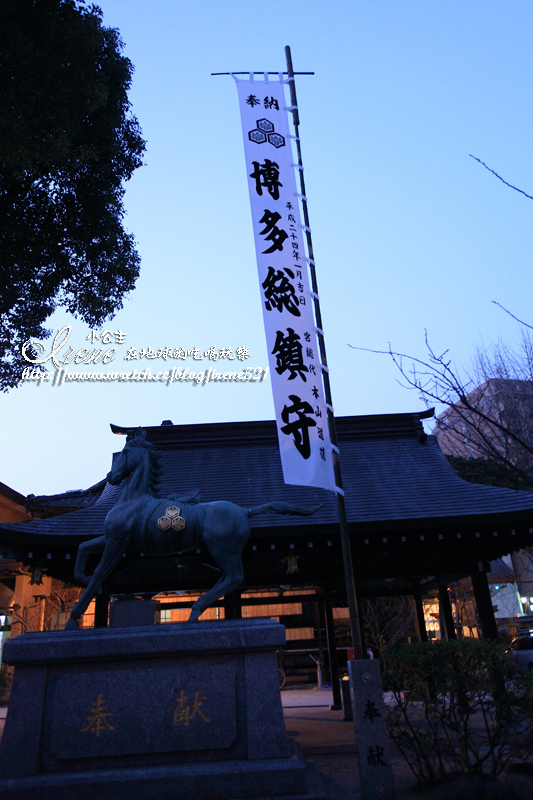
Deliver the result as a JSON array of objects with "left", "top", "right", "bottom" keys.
[
  {"left": 381, "top": 640, "right": 533, "bottom": 784},
  {"left": 0, "top": 665, "right": 12, "bottom": 705}
]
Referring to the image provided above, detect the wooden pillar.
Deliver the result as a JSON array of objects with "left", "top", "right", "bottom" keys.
[
  {"left": 314, "top": 599, "right": 326, "bottom": 687},
  {"left": 471, "top": 571, "right": 499, "bottom": 641},
  {"left": 355, "top": 578, "right": 368, "bottom": 655},
  {"left": 438, "top": 582, "right": 456, "bottom": 640},
  {"left": 413, "top": 593, "right": 428, "bottom": 643},
  {"left": 94, "top": 587, "right": 110, "bottom": 628},
  {"left": 323, "top": 592, "right": 342, "bottom": 710},
  {"left": 223, "top": 590, "right": 242, "bottom": 620}
]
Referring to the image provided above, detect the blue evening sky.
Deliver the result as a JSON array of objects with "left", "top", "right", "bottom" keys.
[{"left": 3, "top": 0, "right": 533, "bottom": 495}]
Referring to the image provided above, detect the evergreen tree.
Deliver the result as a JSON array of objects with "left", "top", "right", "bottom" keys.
[{"left": 0, "top": 0, "right": 146, "bottom": 389}]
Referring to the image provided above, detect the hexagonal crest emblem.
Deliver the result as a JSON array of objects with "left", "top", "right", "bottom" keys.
[
  {"left": 267, "top": 132, "right": 285, "bottom": 148},
  {"left": 157, "top": 515, "right": 171, "bottom": 531},
  {"left": 249, "top": 129, "right": 267, "bottom": 144},
  {"left": 256, "top": 118, "right": 274, "bottom": 133},
  {"left": 158, "top": 506, "right": 186, "bottom": 531},
  {"left": 171, "top": 515, "right": 186, "bottom": 531},
  {"left": 248, "top": 119, "right": 285, "bottom": 149}
]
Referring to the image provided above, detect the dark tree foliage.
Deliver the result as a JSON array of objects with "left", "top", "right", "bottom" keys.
[
  {"left": 446, "top": 455, "right": 533, "bottom": 492},
  {"left": 0, "top": 0, "right": 146, "bottom": 389}
]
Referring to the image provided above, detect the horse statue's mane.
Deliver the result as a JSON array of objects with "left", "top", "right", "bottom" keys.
[
  {"left": 121, "top": 429, "right": 201, "bottom": 504},
  {"left": 124, "top": 429, "right": 162, "bottom": 497}
]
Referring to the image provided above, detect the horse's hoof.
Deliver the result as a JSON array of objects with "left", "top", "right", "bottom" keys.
[{"left": 65, "top": 617, "right": 80, "bottom": 630}]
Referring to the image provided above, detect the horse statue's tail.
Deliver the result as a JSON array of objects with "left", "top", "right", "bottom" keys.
[{"left": 248, "top": 501, "right": 323, "bottom": 517}]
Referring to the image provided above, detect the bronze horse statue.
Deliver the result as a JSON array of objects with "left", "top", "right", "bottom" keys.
[{"left": 66, "top": 428, "right": 321, "bottom": 628}]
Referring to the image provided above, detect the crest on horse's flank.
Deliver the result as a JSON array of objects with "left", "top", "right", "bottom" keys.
[{"left": 157, "top": 506, "right": 186, "bottom": 532}]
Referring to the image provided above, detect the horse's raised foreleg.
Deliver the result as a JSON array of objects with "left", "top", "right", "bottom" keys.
[
  {"left": 73, "top": 536, "right": 106, "bottom": 585},
  {"left": 65, "top": 538, "right": 126, "bottom": 629},
  {"left": 188, "top": 549, "right": 244, "bottom": 623}
]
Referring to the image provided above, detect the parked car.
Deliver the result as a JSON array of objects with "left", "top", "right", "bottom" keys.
[{"left": 505, "top": 633, "right": 533, "bottom": 674}]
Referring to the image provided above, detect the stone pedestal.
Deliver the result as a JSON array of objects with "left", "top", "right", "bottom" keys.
[{"left": 0, "top": 619, "right": 324, "bottom": 799}]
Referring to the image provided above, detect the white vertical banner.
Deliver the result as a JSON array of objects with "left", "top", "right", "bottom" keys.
[{"left": 235, "top": 77, "right": 336, "bottom": 491}]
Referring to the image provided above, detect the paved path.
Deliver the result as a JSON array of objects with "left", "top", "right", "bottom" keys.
[
  {"left": 282, "top": 688, "right": 411, "bottom": 798},
  {"left": 0, "top": 690, "right": 531, "bottom": 798},
  {"left": 281, "top": 687, "right": 533, "bottom": 799}
]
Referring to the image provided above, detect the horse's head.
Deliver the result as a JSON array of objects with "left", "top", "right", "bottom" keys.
[
  {"left": 106, "top": 428, "right": 148, "bottom": 486},
  {"left": 106, "top": 428, "right": 161, "bottom": 497},
  {"left": 107, "top": 447, "right": 131, "bottom": 486}
]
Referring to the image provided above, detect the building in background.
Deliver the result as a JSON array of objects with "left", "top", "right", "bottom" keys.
[
  {"left": 434, "top": 380, "right": 533, "bottom": 629},
  {"left": 433, "top": 379, "right": 533, "bottom": 482}
]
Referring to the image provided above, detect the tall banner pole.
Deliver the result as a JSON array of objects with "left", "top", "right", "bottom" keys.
[{"left": 284, "top": 46, "right": 364, "bottom": 661}]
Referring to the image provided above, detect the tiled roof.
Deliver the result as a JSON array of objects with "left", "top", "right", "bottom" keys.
[
  {"left": 25, "top": 482, "right": 106, "bottom": 518},
  {"left": 2, "top": 411, "right": 533, "bottom": 550},
  {"left": 0, "top": 482, "right": 27, "bottom": 507}
]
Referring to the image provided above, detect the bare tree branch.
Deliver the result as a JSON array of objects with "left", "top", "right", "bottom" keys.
[
  {"left": 363, "top": 596, "right": 416, "bottom": 657},
  {"left": 349, "top": 325, "right": 533, "bottom": 484},
  {"left": 491, "top": 301, "right": 533, "bottom": 332},
  {"left": 469, "top": 155, "right": 533, "bottom": 201}
]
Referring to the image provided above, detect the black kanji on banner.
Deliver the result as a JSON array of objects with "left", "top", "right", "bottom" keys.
[{"left": 280, "top": 395, "right": 317, "bottom": 459}]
